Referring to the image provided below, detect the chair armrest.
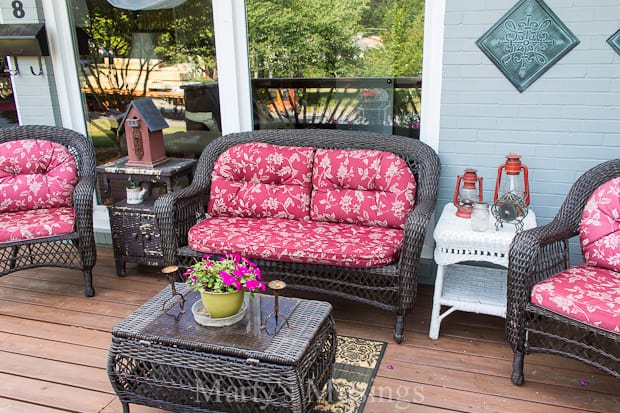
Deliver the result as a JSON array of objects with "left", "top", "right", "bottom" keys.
[
  {"left": 506, "top": 219, "right": 573, "bottom": 349},
  {"left": 73, "top": 175, "right": 96, "bottom": 266},
  {"left": 154, "top": 184, "right": 208, "bottom": 266},
  {"left": 73, "top": 176, "right": 96, "bottom": 229}
]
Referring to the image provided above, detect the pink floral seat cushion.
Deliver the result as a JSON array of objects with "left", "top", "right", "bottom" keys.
[
  {"left": 188, "top": 217, "right": 404, "bottom": 268},
  {"left": 531, "top": 265, "right": 620, "bottom": 333},
  {"left": 579, "top": 176, "right": 620, "bottom": 272},
  {"left": 310, "top": 148, "right": 416, "bottom": 229},
  {"left": 0, "top": 207, "right": 76, "bottom": 243},
  {"left": 0, "top": 139, "right": 78, "bottom": 213},
  {"left": 207, "top": 143, "right": 315, "bottom": 220}
]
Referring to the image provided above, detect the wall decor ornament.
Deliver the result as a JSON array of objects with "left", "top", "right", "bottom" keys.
[
  {"left": 476, "top": 0, "right": 580, "bottom": 92},
  {"left": 608, "top": 29, "right": 620, "bottom": 56}
]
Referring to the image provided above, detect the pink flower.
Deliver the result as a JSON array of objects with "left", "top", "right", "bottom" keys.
[
  {"left": 245, "top": 279, "right": 261, "bottom": 291},
  {"left": 220, "top": 272, "right": 235, "bottom": 286}
]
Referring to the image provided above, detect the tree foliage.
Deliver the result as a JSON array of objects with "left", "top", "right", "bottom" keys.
[
  {"left": 246, "top": 0, "right": 370, "bottom": 78},
  {"left": 245, "top": 0, "right": 424, "bottom": 78},
  {"left": 361, "top": 0, "right": 425, "bottom": 77}
]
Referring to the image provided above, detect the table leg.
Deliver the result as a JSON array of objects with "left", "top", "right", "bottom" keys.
[{"left": 429, "top": 264, "right": 445, "bottom": 339}]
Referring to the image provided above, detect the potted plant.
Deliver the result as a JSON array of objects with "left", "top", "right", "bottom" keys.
[
  {"left": 183, "top": 253, "right": 266, "bottom": 318},
  {"left": 125, "top": 180, "right": 147, "bottom": 204}
]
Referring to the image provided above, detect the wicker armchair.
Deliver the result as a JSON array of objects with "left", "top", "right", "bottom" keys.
[
  {"left": 506, "top": 158, "right": 620, "bottom": 385},
  {"left": 155, "top": 129, "right": 440, "bottom": 343},
  {"left": 0, "top": 125, "right": 97, "bottom": 296}
]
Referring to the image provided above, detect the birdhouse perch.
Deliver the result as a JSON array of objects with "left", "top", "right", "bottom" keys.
[{"left": 120, "top": 99, "right": 169, "bottom": 167}]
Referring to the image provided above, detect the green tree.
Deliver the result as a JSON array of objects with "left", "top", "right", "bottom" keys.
[
  {"left": 362, "top": 0, "right": 425, "bottom": 77},
  {"left": 246, "top": 0, "right": 370, "bottom": 78},
  {"left": 156, "top": 0, "right": 217, "bottom": 80}
]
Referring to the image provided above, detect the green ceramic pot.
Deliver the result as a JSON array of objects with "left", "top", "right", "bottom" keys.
[{"left": 200, "top": 290, "right": 244, "bottom": 318}]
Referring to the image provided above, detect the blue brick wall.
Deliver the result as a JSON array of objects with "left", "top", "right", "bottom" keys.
[{"left": 438, "top": 0, "right": 620, "bottom": 264}]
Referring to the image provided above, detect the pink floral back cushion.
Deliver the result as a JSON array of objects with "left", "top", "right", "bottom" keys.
[
  {"left": 0, "top": 139, "right": 78, "bottom": 213},
  {"left": 208, "top": 143, "right": 315, "bottom": 220},
  {"left": 310, "top": 148, "right": 417, "bottom": 228},
  {"left": 579, "top": 176, "right": 620, "bottom": 272}
]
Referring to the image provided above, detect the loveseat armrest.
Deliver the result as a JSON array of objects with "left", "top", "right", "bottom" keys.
[
  {"left": 397, "top": 196, "right": 436, "bottom": 313},
  {"left": 154, "top": 184, "right": 208, "bottom": 267}
]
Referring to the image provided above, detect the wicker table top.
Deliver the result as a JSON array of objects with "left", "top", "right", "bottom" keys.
[
  {"left": 112, "top": 283, "right": 333, "bottom": 366},
  {"left": 96, "top": 156, "right": 196, "bottom": 177},
  {"left": 434, "top": 203, "right": 537, "bottom": 267}
]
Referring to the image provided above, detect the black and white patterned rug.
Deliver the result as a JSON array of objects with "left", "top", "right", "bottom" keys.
[{"left": 315, "top": 336, "right": 387, "bottom": 413}]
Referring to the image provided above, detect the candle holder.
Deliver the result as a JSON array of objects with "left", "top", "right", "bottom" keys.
[
  {"left": 261, "top": 280, "right": 290, "bottom": 334},
  {"left": 161, "top": 265, "right": 186, "bottom": 316}
]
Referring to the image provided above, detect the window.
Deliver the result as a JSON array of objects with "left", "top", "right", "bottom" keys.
[
  {"left": 71, "top": 0, "right": 221, "bottom": 164},
  {"left": 246, "top": 0, "right": 424, "bottom": 137}
]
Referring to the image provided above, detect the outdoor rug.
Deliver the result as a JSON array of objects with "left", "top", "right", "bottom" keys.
[{"left": 314, "top": 335, "right": 387, "bottom": 413}]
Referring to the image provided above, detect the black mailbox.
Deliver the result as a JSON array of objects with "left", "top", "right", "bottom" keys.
[{"left": 0, "top": 23, "right": 49, "bottom": 56}]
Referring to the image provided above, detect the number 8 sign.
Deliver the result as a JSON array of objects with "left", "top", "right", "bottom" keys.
[
  {"left": 1, "top": 0, "right": 36, "bottom": 22},
  {"left": 12, "top": 1, "right": 25, "bottom": 19}
]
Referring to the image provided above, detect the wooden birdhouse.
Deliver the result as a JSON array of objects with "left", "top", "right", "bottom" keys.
[{"left": 120, "top": 99, "right": 169, "bottom": 167}]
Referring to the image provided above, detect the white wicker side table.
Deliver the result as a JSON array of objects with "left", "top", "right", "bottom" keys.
[{"left": 429, "top": 203, "right": 537, "bottom": 339}]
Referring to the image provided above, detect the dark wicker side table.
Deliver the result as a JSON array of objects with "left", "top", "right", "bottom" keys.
[
  {"left": 109, "top": 199, "right": 164, "bottom": 275},
  {"left": 96, "top": 157, "right": 196, "bottom": 275},
  {"left": 96, "top": 156, "right": 197, "bottom": 205},
  {"left": 108, "top": 284, "right": 337, "bottom": 413}
]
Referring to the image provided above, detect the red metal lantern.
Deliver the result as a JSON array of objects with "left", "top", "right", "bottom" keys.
[
  {"left": 493, "top": 154, "right": 529, "bottom": 205},
  {"left": 453, "top": 168, "right": 483, "bottom": 218}
]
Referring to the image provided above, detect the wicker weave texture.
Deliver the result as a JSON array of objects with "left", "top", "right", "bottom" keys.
[
  {"left": 506, "top": 158, "right": 620, "bottom": 384},
  {"left": 108, "top": 285, "right": 337, "bottom": 412},
  {"left": 0, "top": 125, "right": 97, "bottom": 297},
  {"left": 154, "top": 129, "right": 440, "bottom": 343}
]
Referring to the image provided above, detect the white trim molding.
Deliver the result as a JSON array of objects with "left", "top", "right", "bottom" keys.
[
  {"left": 41, "top": 0, "right": 87, "bottom": 135},
  {"left": 420, "top": 0, "right": 446, "bottom": 153},
  {"left": 212, "top": 0, "right": 253, "bottom": 134}
]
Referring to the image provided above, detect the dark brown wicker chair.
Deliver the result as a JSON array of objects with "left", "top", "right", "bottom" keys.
[
  {"left": 0, "top": 125, "right": 97, "bottom": 296},
  {"left": 154, "top": 129, "right": 440, "bottom": 343},
  {"left": 506, "top": 158, "right": 620, "bottom": 385}
]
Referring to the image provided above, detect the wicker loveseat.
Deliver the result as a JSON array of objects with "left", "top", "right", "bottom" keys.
[
  {"left": 155, "top": 129, "right": 440, "bottom": 342},
  {"left": 506, "top": 158, "right": 620, "bottom": 385},
  {"left": 0, "top": 125, "right": 97, "bottom": 296}
]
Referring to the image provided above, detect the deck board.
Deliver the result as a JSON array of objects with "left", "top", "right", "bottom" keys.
[{"left": 0, "top": 246, "right": 617, "bottom": 413}]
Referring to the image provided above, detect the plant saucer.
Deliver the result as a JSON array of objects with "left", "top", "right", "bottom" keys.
[{"left": 191, "top": 297, "right": 248, "bottom": 327}]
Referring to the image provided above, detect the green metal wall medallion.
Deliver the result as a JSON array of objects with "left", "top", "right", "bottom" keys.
[
  {"left": 608, "top": 29, "right": 620, "bottom": 56},
  {"left": 476, "top": 0, "right": 580, "bottom": 92}
]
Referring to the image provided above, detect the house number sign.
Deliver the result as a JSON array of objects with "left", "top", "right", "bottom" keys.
[
  {"left": 1, "top": 0, "right": 35, "bottom": 23},
  {"left": 10, "top": 1, "right": 25, "bottom": 18}
]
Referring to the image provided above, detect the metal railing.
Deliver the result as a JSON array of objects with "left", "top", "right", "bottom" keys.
[{"left": 251, "top": 77, "right": 421, "bottom": 138}]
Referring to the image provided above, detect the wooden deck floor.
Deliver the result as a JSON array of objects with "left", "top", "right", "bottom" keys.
[{"left": 0, "top": 247, "right": 618, "bottom": 412}]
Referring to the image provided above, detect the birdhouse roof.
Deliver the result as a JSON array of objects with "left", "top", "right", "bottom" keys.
[{"left": 119, "top": 99, "right": 169, "bottom": 132}]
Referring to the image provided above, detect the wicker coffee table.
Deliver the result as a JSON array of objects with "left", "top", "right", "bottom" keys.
[{"left": 108, "top": 284, "right": 337, "bottom": 413}]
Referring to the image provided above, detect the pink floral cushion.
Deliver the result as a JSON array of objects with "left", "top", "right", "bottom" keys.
[
  {"left": 531, "top": 265, "right": 620, "bottom": 333},
  {"left": 310, "top": 148, "right": 416, "bottom": 229},
  {"left": 579, "top": 177, "right": 620, "bottom": 272},
  {"left": 0, "top": 207, "right": 76, "bottom": 243},
  {"left": 188, "top": 217, "right": 404, "bottom": 268},
  {"left": 207, "top": 143, "right": 315, "bottom": 220},
  {"left": 0, "top": 139, "right": 78, "bottom": 213}
]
